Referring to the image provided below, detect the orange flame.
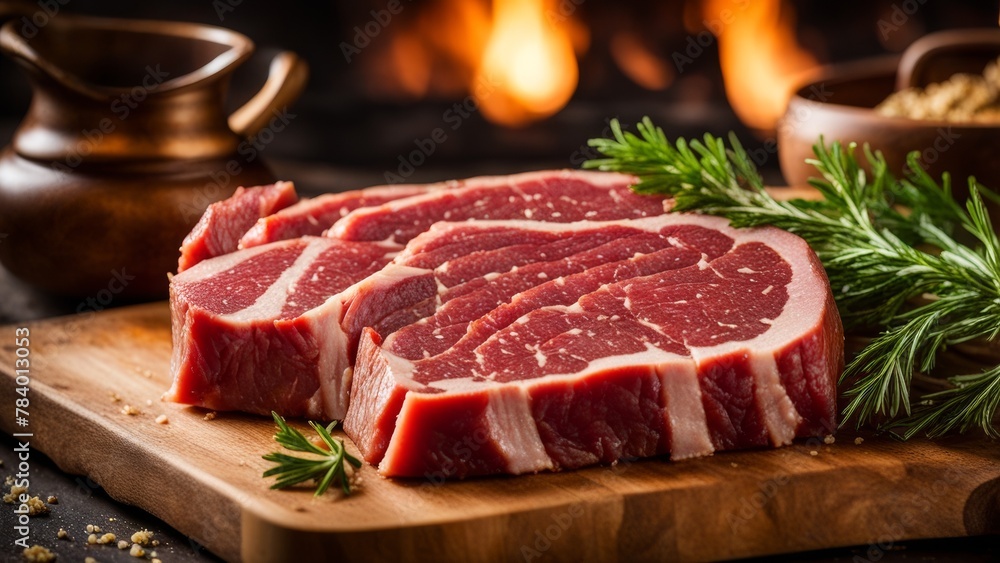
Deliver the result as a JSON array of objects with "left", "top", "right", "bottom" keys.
[
  {"left": 702, "top": 0, "right": 817, "bottom": 130},
  {"left": 610, "top": 32, "right": 674, "bottom": 91},
  {"left": 362, "top": 0, "right": 490, "bottom": 100},
  {"left": 473, "top": 0, "right": 579, "bottom": 127},
  {"left": 362, "top": 0, "right": 581, "bottom": 127}
]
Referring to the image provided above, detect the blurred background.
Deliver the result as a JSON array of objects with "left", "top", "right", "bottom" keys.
[{"left": 0, "top": 0, "right": 996, "bottom": 193}]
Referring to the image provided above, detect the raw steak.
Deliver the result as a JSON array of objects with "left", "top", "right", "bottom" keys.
[
  {"left": 329, "top": 170, "right": 667, "bottom": 243},
  {"left": 165, "top": 236, "right": 399, "bottom": 419},
  {"left": 239, "top": 184, "right": 441, "bottom": 249},
  {"left": 178, "top": 181, "right": 297, "bottom": 272},
  {"left": 343, "top": 216, "right": 843, "bottom": 478}
]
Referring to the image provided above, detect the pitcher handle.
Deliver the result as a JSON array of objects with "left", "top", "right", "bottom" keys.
[{"left": 229, "top": 51, "right": 309, "bottom": 138}]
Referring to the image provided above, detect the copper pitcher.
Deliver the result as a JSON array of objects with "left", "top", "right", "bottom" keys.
[{"left": 0, "top": 15, "right": 308, "bottom": 299}]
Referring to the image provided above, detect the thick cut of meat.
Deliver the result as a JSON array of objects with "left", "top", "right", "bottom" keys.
[
  {"left": 178, "top": 182, "right": 297, "bottom": 272},
  {"left": 343, "top": 216, "right": 843, "bottom": 478},
  {"left": 165, "top": 236, "right": 399, "bottom": 419},
  {"left": 329, "top": 170, "right": 667, "bottom": 244},
  {"left": 239, "top": 184, "right": 441, "bottom": 249}
]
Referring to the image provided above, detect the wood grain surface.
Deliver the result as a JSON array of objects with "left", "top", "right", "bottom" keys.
[{"left": 1, "top": 303, "right": 998, "bottom": 563}]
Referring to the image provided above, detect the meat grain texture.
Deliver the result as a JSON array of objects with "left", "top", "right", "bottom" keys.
[
  {"left": 178, "top": 181, "right": 297, "bottom": 272},
  {"left": 344, "top": 217, "right": 841, "bottom": 477},
  {"left": 165, "top": 170, "right": 843, "bottom": 477}
]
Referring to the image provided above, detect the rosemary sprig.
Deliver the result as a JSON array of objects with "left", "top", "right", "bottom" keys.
[
  {"left": 262, "top": 412, "right": 362, "bottom": 496},
  {"left": 584, "top": 117, "right": 1000, "bottom": 439}
]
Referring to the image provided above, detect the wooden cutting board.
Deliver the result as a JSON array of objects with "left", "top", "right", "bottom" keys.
[{"left": 1, "top": 303, "right": 998, "bottom": 562}]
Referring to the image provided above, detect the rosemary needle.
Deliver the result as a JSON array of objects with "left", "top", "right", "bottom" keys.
[
  {"left": 262, "top": 412, "right": 362, "bottom": 496},
  {"left": 584, "top": 117, "right": 1000, "bottom": 438}
]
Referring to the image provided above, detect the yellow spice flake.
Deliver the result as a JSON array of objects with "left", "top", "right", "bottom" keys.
[
  {"left": 4, "top": 483, "right": 28, "bottom": 504},
  {"left": 131, "top": 529, "right": 153, "bottom": 545},
  {"left": 95, "top": 533, "right": 116, "bottom": 545},
  {"left": 121, "top": 404, "right": 141, "bottom": 416},
  {"left": 21, "top": 545, "right": 55, "bottom": 562},
  {"left": 26, "top": 496, "right": 49, "bottom": 516},
  {"left": 129, "top": 543, "right": 145, "bottom": 557}
]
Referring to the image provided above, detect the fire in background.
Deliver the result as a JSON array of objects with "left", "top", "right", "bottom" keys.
[{"left": 353, "top": 0, "right": 816, "bottom": 131}]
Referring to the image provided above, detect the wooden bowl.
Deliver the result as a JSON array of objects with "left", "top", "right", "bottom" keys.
[{"left": 778, "top": 30, "right": 1000, "bottom": 196}]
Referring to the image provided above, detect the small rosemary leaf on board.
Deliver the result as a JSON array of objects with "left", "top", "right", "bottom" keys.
[{"left": 262, "top": 412, "right": 360, "bottom": 497}]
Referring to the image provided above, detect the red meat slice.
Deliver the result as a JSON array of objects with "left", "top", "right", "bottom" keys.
[
  {"left": 165, "top": 236, "right": 399, "bottom": 419},
  {"left": 239, "top": 184, "right": 441, "bottom": 249},
  {"left": 343, "top": 216, "right": 843, "bottom": 477},
  {"left": 178, "top": 182, "right": 297, "bottom": 272},
  {"left": 329, "top": 170, "right": 667, "bottom": 244}
]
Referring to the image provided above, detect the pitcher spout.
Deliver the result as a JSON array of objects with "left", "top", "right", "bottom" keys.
[{"left": 0, "top": 15, "right": 256, "bottom": 163}]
